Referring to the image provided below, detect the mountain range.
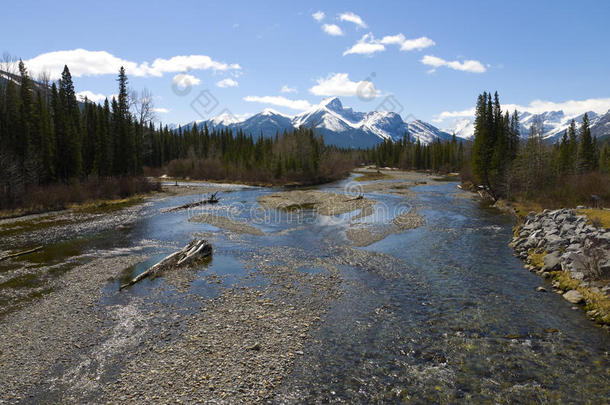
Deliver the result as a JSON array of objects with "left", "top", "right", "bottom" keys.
[
  {"left": 444, "top": 109, "right": 610, "bottom": 141},
  {"left": 180, "top": 97, "right": 455, "bottom": 148}
]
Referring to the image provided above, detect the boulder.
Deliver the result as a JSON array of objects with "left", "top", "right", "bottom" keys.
[
  {"left": 599, "top": 260, "right": 610, "bottom": 279},
  {"left": 542, "top": 252, "right": 561, "bottom": 272},
  {"left": 562, "top": 290, "right": 584, "bottom": 304}
]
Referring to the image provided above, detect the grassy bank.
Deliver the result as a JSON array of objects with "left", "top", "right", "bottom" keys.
[{"left": 0, "top": 177, "right": 160, "bottom": 219}]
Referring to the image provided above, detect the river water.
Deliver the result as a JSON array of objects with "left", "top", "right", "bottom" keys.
[{"left": 2, "top": 175, "right": 609, "bottom": 403}]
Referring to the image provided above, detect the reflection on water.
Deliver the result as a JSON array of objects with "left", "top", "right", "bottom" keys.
[
  {"left": 275, "top": 182, "right": 609, "bottom": 403},
  {"left": 2, "top": 179, "right": 608, "bottom": 402}
]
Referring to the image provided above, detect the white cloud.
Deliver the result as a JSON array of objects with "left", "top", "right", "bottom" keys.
[
  {"left": 312, "top": 11, "right": 325, "bottom": 21},
  {"left": 379, "top": 33, "right": 406, "bottom": 45},
  {"left": 172, "top": 73, "right": 201, "bottom": 89},
  {"left": 280, "top": 85, "right": 297, "bottom": 93},
  {"left": 434, "top": 97, "right": 610, "bottom": 122},
  {"left": 145, "top": 55, "right": 241, "bottom": 76},
  {"left": 322, "top": 24, "right": 344, "bottom": 36},
  {"left": 18, "top": 49, "right": 241, "bottom": 79},
  {"left": 216, "top": 78, "right": 238, "bottom": 88},
  {"left": 76, "top": 90, "right": 107, "bottom": 103},
  {"left": 309, "top": 72, "right": 380, "bottom": 99},
  {"left": 343, "top": 33, "right": 385, "bottom": 56},
  {"left": 243, "top": 95, "right": 312, "bottom": 111},
  {"left": 344, "top": 33, "right": 434, "bottom": 56},
  {"left": 421, "top": 55, "right": 486, "bottom": 73},
  {"left": 339, "top": 12, "right": 367, "bottom": 28},
  {"left": 153, "top": 107, "right": 170, "bottom": 113},
  {"left": 398, "top": 36, "right": 436, "bottom": 51},
  {"left": 433, "top": 108, "right": 476, "bottom": 122}
]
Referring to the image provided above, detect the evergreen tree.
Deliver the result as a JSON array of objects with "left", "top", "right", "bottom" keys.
[{"left": 577, "top": 113, "right": 595, "bottom": 173}]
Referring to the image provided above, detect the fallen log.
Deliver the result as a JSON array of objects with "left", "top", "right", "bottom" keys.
[
  {"left": 163, "top": 192, "right": 220, "bottom": 213},
  {"left": 119, "top": 239, "right": 212, "bottom": 290},
  {"left": 0, "top": 246, "right": 43, "bottom": 262}
]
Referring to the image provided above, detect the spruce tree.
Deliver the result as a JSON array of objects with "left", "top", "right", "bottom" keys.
[{"left": 577, "top": 113, "right": 594, "bottom": 173}]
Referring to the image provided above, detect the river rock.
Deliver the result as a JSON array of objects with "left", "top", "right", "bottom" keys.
[
  {"left": 562, "top": 290, "right": 584, "bottom": 304},
  {"left": 542, "top": 252, "right": 561, "bottom": 272}
]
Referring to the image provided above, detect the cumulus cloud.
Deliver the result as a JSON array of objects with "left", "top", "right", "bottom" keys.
[
  {"left": 18, "top": 49, "right": 241, "bottom": 79},
  {"left": 339, "top": 12, "right": 367, "bottom": 28},
  {"left": 280, "top": 85, "right": 297, "bottom": 93},
  {"left": 243, "top": 95, "right": 312, "bottom": 111},
  {"left": 216, "top": 78, "right": 238, "bottom": 88},
  {"left": 309, "top": 73, "right": 380, "bottom": 99},
  {"left": 76, "top": 90, "right": 107, "bottom": 103},
  {"left": 421, "top": 55, "right": 486, "bottom": 73},
  {"left": 153, "top": 107, "right": 170, "bottom": 113},
  {"left": 344, "top": 33, "right": 434, "bottom": 56},
  {"left": 379, "top": 33, "right": 435, "bottom": 51},
  {"left": 312, "top": 11, "right": 325, "bottom": 21},
  {"left": 433, "top": 108, "right": 476, "bottom": 122},
  {"left": 322, "top": 24, "right": 344, "bottom": 36},
  {"left": 343, "top": 33, "right": 385, "bottom": 56},
  {"left": 434, "top": 98, "right": 610, "bottom": 122},
  {"left": 172, "top": 73, "right": 201, "bottom": 89}
]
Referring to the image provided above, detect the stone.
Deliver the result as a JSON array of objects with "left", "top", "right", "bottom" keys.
[
  {"left": 536, "top": 286, "right": 547, "bottom": 292},
  {"left": 563, "top": 290, "right": 584, "bottom": 304},
  {"left": 599, "top": 260, "right": 610, "bottom": 278},
  {"left": 542, "top": 252, "right": 561, "bottom": 271}
]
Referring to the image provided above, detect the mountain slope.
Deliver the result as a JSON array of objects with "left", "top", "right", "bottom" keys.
[
  {"left": 177, "top": 97, "right": 455, "bottom": 148},
  {"left": 444, "top": 109, "right": 610, "bottom": 141}
]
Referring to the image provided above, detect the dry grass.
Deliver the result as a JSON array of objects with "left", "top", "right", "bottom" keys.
[
  {"left": 512, "top": 199, "right": 544, "bottom": 218},
  {"left": 575, "top": 209, "right": 610, "bottom": 229},
  {"left": 354, "top": 171, "right": 391, "bottom": 182},
  {"left": 551, "top": 271, "right": 610, "bottom": 325},
  {"left": 528, "top": 250, "right": 547, "bottom": 268},
  {"left": 70, "top": 195, "right": 147, "bottom": 214},
  {"left": 0, "top": 177, "right": 160, "bottom": 218}
]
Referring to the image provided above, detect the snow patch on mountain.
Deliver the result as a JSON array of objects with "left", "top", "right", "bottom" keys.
[
  {"left": 443, "top": 109, "right": 610, "bottom": 141},
  {"left": 175, "top": 97, "right": 456, "bottom": 148}
]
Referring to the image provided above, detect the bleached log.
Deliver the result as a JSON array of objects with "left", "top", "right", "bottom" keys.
[
  {"left": 0, "top": 246, "right": 43, "bottom": 262},
  {"left": 120, "top": 239, "right": 212, "bottom": 290}
]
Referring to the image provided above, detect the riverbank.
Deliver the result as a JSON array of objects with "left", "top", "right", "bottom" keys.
[
  {"left": 2, "top": 170, "right": 609, "bottom": 402},
  {"left": 510, "top": 208, "right": 610, "bottom": 327}
]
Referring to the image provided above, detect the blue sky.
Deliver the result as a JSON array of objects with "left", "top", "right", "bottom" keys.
[{"left": 3, "top": 0, "right": 610, "bottom": 128}]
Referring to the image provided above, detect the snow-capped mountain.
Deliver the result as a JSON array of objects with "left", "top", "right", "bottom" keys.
[
  {"left": 444, "top": 109, "right": 610, "bottom": 141},
  {"left": 442, "top": 118, "right": 474, "bottom": 140},
  {"left": 177, "top": 97, "right": 455, "bottom": 148}
]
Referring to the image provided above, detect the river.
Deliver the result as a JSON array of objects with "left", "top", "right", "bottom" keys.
[{"left": 0, "top": 172, "right": 608, "bottom": 403}]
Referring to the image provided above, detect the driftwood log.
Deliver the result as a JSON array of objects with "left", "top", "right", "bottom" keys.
[
  {"left": 119, "top": 239, "right": 212, "bottom": 290},
  {"left": 164, "top": 192, "right": 220, "bottom": 213},
  {"left": 0, "top": 246, "right": 43, "bottom": 262}
]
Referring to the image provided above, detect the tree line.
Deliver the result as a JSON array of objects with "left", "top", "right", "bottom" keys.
[
  {"left": 0, "top": 61, "right": 354, "bottom": 208},
  {"left": 361, "top": 133, "right": 466, "bottom": 173},
  {"left": 1, "top": 60, "right": 608, "bottom": 211},
  {"left": 470, "top": 91, "right": 610, "bottom": 205}
]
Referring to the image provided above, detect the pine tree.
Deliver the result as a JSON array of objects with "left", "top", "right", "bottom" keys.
[{"left": 577, "top": 113, "right": 594, "bottom": 173}]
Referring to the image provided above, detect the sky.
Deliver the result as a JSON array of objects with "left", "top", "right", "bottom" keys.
[{"left": 2, "top": 0, "right": 610, "bottom": 129}]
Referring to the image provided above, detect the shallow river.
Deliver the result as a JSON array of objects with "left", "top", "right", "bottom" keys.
[{"left": 2, "top": 176, "right": 609, "bottom": 403}]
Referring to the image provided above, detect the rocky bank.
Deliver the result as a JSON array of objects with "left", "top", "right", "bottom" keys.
[{"left": 510, "top": 208, "right": 610, "bottom": 326}]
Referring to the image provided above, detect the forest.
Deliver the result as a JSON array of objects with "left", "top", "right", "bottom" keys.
[
  {"left": 1, "top": 60, "right": 608, "bottom": 213},
  {"left": 468, "top": 91, "right": 610, "bottom": 208}
]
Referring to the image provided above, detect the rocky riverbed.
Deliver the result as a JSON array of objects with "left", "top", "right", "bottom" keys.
[
  {"left": 2, "top": 174, "right": 609, "bottom": 403},
  {"left": 510, "top": 208, "right": 610, "bottom": 326}
]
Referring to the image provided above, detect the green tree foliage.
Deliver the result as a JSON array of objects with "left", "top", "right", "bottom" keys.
[
  {"left": 471, "top": 91, "right": 520, "bottom": 199},
  {"left": 578, "top": 113, "right": 596, "bottom": 173}
]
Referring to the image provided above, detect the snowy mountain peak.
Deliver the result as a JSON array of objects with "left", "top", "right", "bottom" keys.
[
  {"left": 443, "top": 108, "right": 609, "bottom": 141},
  {"left": 176, "top": 97, "right": 457, "bottom": 148},
  {"left": 319, "top": 97, "right": 343, "bottom": 111},
  {"left": 210, "top": 112, "right": 241, "bottom": 126},
  {"left": 261, "top": 108, "right": 290, "bottom": 117}
]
